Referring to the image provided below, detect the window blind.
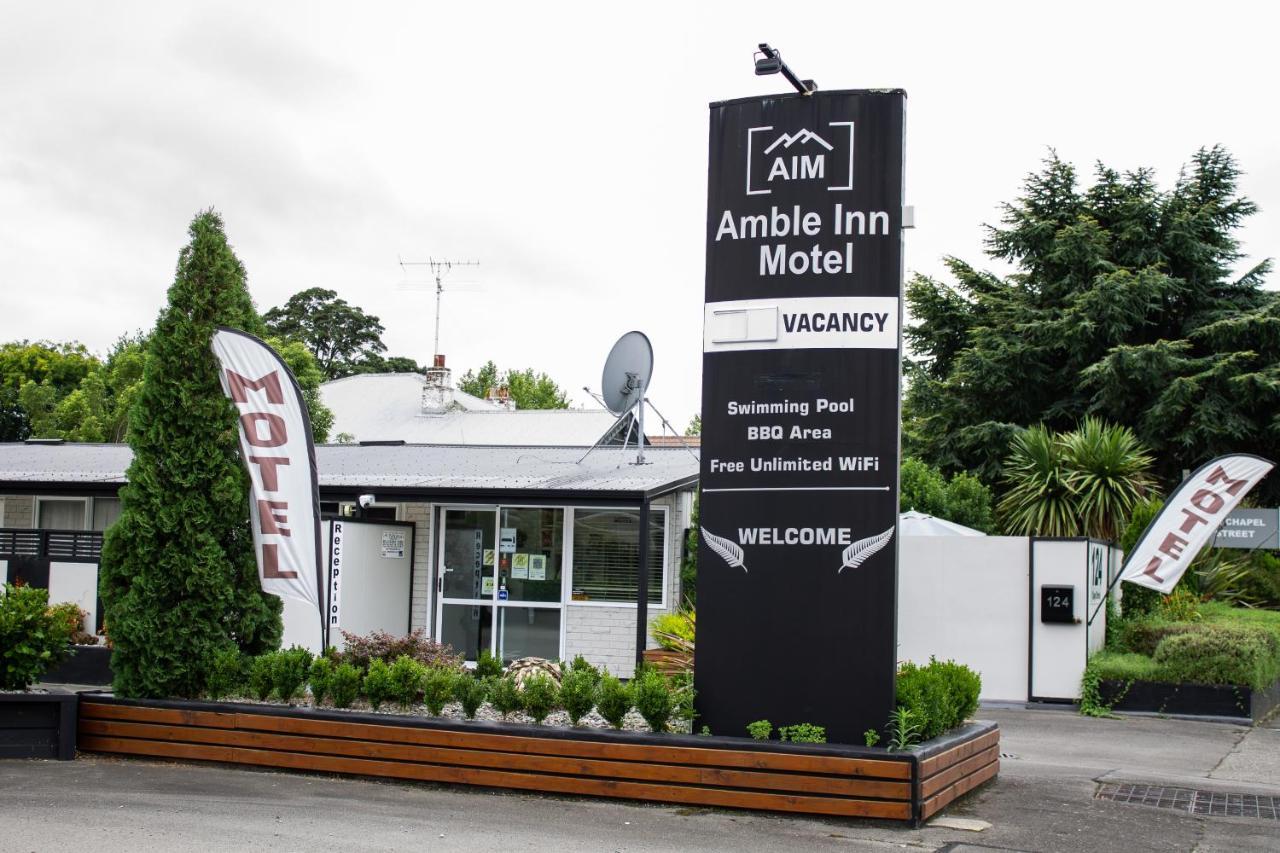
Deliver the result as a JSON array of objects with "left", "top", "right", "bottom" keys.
[{"left": 571, "top": 508, "right": 664, "bottom": 603}]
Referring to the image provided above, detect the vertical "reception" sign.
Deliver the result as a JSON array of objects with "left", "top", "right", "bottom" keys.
[{"left": 695, "top": 90, "right": 905, "bottom": 744}]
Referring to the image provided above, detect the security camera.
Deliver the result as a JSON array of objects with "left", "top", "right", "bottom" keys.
[{"left": 357, "top": 494, "right": 376, "bottom": 509}]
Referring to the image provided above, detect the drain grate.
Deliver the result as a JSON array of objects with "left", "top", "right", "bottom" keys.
[{"left": 1095, "top": 783, "right": 1280, "bottom": 821}]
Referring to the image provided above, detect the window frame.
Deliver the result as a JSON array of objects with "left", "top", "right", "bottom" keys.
[{"left": 566, "top": 504, "right": 668, "bottom": 609}]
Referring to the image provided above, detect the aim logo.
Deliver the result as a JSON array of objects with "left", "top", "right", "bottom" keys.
[{"left": 746, "top": 122, "right": 854, "bottom": 196}]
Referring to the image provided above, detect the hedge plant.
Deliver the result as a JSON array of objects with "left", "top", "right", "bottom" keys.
[
  {"left": 329, "top": 663, "right": 361, "bottom": 708},
  {"left": 0, "top": 584, "right": 73, "bottom": 690},
  {"left": 98, "top": 210, "right": 282, "bottom": 699}
]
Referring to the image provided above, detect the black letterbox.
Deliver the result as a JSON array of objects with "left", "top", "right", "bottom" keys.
[{"left": 1041, "top": 585, "right": 1076, "bottom": 624}]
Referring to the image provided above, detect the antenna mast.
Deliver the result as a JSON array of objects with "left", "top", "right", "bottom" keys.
[{"left": 398, "top": 257, "right": 480, "bottom": 357}]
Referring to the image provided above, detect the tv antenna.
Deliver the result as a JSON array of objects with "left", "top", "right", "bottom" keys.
[{"left": 397, "top": 256, "right": 480, "bottom": 357}]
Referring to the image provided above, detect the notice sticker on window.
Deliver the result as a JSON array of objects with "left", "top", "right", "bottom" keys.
[
  {"left": 380, "top": 530, "right": 405, "bottom": 559},
  {"left": 529, "top": 554, "right": 547, "bottom": 581},
  {"left": 500, "top": 527, "right": 517, "bottom": 553}
]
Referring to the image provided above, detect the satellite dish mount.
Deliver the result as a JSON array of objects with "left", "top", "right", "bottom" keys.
[{"left": 583, "top": 331, "right": 654, "bottom": 466}]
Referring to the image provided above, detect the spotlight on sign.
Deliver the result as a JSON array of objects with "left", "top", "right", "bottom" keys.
[{"left": 753, "top": 43, "right": 817, "bottom": 95}]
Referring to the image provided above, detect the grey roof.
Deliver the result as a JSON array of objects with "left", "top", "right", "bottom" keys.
[
  {"left": 320, "top": 372, "right": 625, "bottom": 446},
  {"left": 0, "top": 442, "right": 699, "bottom": 499}
]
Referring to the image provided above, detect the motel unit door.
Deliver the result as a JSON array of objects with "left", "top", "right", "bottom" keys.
[{"left": 434, "top": 505, "right": 566, "bottom": 664}]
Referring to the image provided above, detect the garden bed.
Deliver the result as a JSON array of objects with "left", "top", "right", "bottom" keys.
[
  {"left": 40, "top": 644, "right": 112, "bottom": 686},
  {"left": 77, "top": 694, "right": 998, "bottom": 825},
  {"left": 1, "top": 689, "right": 78, "bottom": 760},
  {"left": 1099, "top": 677, "right": 1280, "bottom": 723}
]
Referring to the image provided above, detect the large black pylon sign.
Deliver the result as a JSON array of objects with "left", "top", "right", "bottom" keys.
[{"left": 695, "top": 90, "right": 905, "bottom": 744}]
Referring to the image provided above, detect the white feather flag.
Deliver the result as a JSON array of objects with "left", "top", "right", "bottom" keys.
[
  {"left": 840, "top": 527, "right": 894, "bottom": 574},
  {"left": 702, "top": 527, "right": 747, "bottom": 572}
]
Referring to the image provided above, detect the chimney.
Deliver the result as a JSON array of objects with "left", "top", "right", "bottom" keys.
[
  {"left": 421, "top": 354, "right": 453, "bottom": 415},
  {"left": 486, "top": 384, "right": 517, "bottom": 412}
]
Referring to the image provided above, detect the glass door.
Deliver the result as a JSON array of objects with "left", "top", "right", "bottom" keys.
[
  {"left": 436, "top": 506, "right": 566, "bottom": 664},
  {"left": 437, "top": 508, "right": 497, "bottom": 661}
]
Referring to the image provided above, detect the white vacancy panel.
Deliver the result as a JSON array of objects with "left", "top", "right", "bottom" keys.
[{"left": 898, "top": 536, "right": 1030, "bottom": 703}]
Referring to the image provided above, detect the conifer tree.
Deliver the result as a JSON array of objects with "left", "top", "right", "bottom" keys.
[
  {"left": 906, "top": 146, "right": 1277, "bottom": 499},
  {"left": 99, "top": 210, "right": 282, "bottom": 697}
]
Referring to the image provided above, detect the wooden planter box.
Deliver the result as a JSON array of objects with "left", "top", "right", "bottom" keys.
[
  {"left": 1, "top": 690, "right": 78, "bottom": 760},
  {"left": 641, "top": 648, "right": 692, "bottom": 675},
  {"left": 1100, "top": 676, "right": 1280, "bottom": 723},
  {"left": 78, "top": 695, "right": 997, "bottom": 825}
]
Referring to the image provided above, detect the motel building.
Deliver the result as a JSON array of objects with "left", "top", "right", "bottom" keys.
[{"left": 0, "top": 364, "right": 699, "bottom": 677}]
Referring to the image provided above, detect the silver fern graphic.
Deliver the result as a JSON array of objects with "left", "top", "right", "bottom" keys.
[
  {"left": 839, "top": 527, "right": 894, "bottom": 573},
  {"left": 701, "top": 526, "right": 747, "bottom": 572}
]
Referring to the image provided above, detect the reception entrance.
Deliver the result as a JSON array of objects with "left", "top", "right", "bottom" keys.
[{"left": 436, "top": 506, "right": 565, "bottom": 662}]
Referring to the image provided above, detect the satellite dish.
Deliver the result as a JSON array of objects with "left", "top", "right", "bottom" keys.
[{"left": 601, "top": 331, "right": 653, "bottom": 416}]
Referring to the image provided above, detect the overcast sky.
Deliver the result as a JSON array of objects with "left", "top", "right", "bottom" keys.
[{"left": 2, "top": 1, "right": 1276, "bottom": 431}]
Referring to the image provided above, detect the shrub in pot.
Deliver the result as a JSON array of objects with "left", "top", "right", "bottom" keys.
[
  {"left": 421, "top": 666, "right": 457, "bottom": 715},
  {"left": 0, "top": 584, "right": 73, "bottom": 690},
  {"left": 632, "top": 667, "right": 673, "bottom": 732},
  {"left": 453, "top": 674, "right": 488, "bottom": 719},
  {"left": 596, "top": 674, "right": 633, "bottom": 729},
  {"left": 520, "top": 672, "right": 559, "bottom": 724},
  {"left": 389, "top": 655, "right": 425, "bottom": 709},
  {"left": 559, "top": 666, "right": 596, "bottom": 725},
  {"left": 248, "top": 653, "right": 276, "bottom": 701},
  {"left": 272, "top": 646, "right": 314, "bottom": 704},
  {"left": 329, "top": 663, "right": 361, "bottom": 709},
  {"left": 205, "top": 648, "right": 245, "bottom": 700},
  {"left": 363, "top": 659, "right": 394, "bottom": 710}
]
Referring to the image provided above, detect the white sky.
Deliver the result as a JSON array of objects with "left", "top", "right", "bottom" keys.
[{"left": 2, "top": 1, "right": 1276, "bottom": 431}]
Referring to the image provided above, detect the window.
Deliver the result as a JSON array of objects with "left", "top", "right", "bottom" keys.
[
  {"left": 570, "top": 508, "right": 665, "bottom": 604},
  {"left": 37, "top": 498, "right": 87, "bottom": 530},
  {"left": 92, "top": 498, "right": 122, "bottom": 531}
]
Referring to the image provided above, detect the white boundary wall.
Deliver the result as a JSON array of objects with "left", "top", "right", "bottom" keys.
[{"left": 898, "top": 536, "right": 1030, "bottom": 703}]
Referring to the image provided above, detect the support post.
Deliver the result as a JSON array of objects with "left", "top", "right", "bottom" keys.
[{"left": 635, "top": 496, "right": 651, "bottom": 671}]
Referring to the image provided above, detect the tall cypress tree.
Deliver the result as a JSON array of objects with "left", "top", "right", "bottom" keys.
[{"left": 100, "top": 210, "right": 282, "bottom": 697}]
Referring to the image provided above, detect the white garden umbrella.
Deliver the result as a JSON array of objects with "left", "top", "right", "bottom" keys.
[{"left": 899, "top": 509, "right": 986, "bottom": 537}]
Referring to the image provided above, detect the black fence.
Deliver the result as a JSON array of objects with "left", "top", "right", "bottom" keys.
[{"left": 0, "top": 528, "right": 104, "bottom": 562}]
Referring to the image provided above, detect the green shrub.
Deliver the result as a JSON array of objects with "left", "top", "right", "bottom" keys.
[
  {"left": 746, "top": 719, "right": 772, "bottom": 741},
  {"left": 887, "top": 708, "right": 922, "bottom": 751},
  {"left": 1118, "top": 499, "right": 1164, "bottom": 616},
  {"left": 340, "top": 628, "right": 462, "bottom": 672},
  {"left": 387, "top": 655, "right": 425, "bottom": 709},
  {"left": 205, "top": 647, "right": 245, "bottom": 700},
  {"left": 488, "top": 674, "right": 521, "bottom": 719},
  {"left": 421, "top": 666, "right": 457, "bottom": 715},
  {"left": 559, "top": 666, "right": 597, "bottom": 726},
  {"left": 649, "top": 611, "right": 695, "bottom": 651},
  {"left": 566, "top": 654, "right": 602, "bottom": 687},
  {"left": 474, "top": 649, "right": 503, "bottom": 680},
  {"left": 895, "top": 657, "right": 981, "bottom": 742},
  {"left": 1087, "top": 651, "right": 1164, "bottom": 682},
  {"left": 272, "top": 646, "right": 313, "bottom": 704},
  {"left": 0, "top": 584, "right": 73, "bottom": 690},
  {"left": 668, "top": 670, "right": 696, "bottom": 724},
  {"left": 1158, "top": 587, "right": 1203, "bottom": 622},
  {"left": 1117, "top": 617, "right": 1198, "bottom": 656},
  {"left": 1153, "top": 624, "right": 1280, "bottom": 689},
  {"left": 778, "top": 723, "right": 826, "bottom": 744},
  {"left": 453, "top": 674, "right": 488, "bottom": 719},
  {"left": 864, "top": 729, "right": 880, "bottom": 747},
  {"left": 632, "top": 668, "right": 673, "bottom": 733},
  {"left": 595, "top": 674, "right": 633, "bottom": 729},
  {"left": 308, "top": 657, "right": 333, "bottom": 706},
  {"left": 520, "top": 672, "right": 559, "bottom": 724},
  {"left": 329, "top": 662, "right": 361, "bottom": 709},
  {"left": 248, "top": 653, "right": 276, "bottom": 701},
  {"left": 363, "top": 659, "right": 394, "bottom": 710}
]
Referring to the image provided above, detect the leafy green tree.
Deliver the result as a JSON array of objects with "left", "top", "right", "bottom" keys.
[
  {"left": 0, "top": 341, "right": 98, "bottom": 395},
  {"left": 265, "top": 336, "right": 333, "bottom": 443},
  {"left": 905, "top": 146, "right": 1276, "bottom": 499},
  {"left": 263, "top": 287, "right": 387, "bottom": 379},
  {"left": 346, "top": 353, "right": 422, "bottom": 375},
  {"left": 0, "top": 388, "right": 28, "bottom": 441},
  {"left": 99, "top": 210, "right": 282, "bottom": 698},
  {"left": 19, "top": 334, "right": 147, "bottom": 442},
  {"left": 999, "top": 419, "right": 1154, "bottom": 539},
  {"left": 458, "top": 360, "right": 570, "bottom": 409},
  {"left": 899, "top": 457, "right": 996, "bottom": 533},
  {"left": 685, "top": 415, "right": 701, "bottom": 436}
]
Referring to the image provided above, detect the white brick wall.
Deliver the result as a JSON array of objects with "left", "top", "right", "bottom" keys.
[
  {"left": 402, "top": 502, "right": 433, "bottom": 632},
  {"left": 1, "top": 495, "right": 34, "bottom": 528}
]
